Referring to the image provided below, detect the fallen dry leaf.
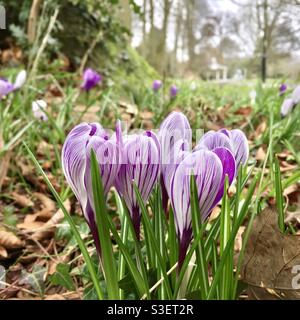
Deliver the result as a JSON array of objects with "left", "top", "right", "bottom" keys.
[
  {"left": 0, "top": 230, "right": 24, "bottom": 249},
  {"left": 0, "top": 152, "right": 11, "bottom": 189},
  {"left": 11, "top": 192, "right": 34, "bottom": 208},
  {"left": 242, "top": 207, "right": 300, "bottom": 300},
  {"left": 255, "top": 147, "right": 266, "bottom": 161},
  {"left": 0, "top": 245, "right": 8, "bottom": 258},
  {"left": 32, "top": 199, "right": 70, "bottom": 241}
]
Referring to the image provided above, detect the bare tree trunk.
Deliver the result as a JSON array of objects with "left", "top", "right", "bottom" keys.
[{"left": 27, "top": 0, "right": 42, "bottom": 43}]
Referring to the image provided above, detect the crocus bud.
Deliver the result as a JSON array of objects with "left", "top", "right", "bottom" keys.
[
  {"left": 0, "top": 70, "right": 26, "bottom": 99},
  {"left": 152, "top": 80, "right": 162, "bottom": 92},
  {"left": 81, "top": 68, "right": 102, "bottom": 91},
  {"left": 292, "top": 86, "right": 300, "bottom": 105},
  {"left": 279, "top": 83, "right": 287, "bottom": 96},
  {"left": 62, "top": 122, "right": 120, "bottom": 253},
  {"left": 115, "top": 131, "right": 160, "bottom": 239},
  {"left": 280, "top": 98, "right": 295, "bottom": 117},
  {"left": 158, "top": 111, "right": 192, "bottom": 213},
  {"left": 171, "top": 148, "right": 236, "bottom": 268},
  {"left": 170, "top": 85, "right": 178, "bottom": 98},
  {"left": 32, "top": 100, "right": 48, "bottom": 121}
]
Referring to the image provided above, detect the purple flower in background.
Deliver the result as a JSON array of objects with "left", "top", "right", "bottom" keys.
[
  {"left": 158, "top": 111, "right": 192, "bottom": 213},
  {"left": 170, "top": 85, "right": 178, "bottom": 98},
  {"left": 152, "top": 80, "right": 162, "bottom": 92},
  {"left": 171, "top": 148, "right": 236, "bottom": 268},
  {"left": 280, "top": 85, "right": 300, "bottom": 117},
  {"left": 280, "top": 98, "right": 295, "bottom": 117},
  {"left": 115, "top": 131, "right": 160, "bottom": 239},
  {"left": 279, "top": 83, "right": 287, "bottom": 96},
  {"left": 32, "top": 100, "right": 48, "bottom": 121},
  {"left": 62, "top": 122, "right": 121, "bottom": 253},
  {"left": 0, "top": 70, "right": 27, "bottom": 99},
  {"left": 292, "top": 85, "right": 300, "bottom": 105},
  {"left": 81, "top": 68, "right": 102, "bottom": 91}
]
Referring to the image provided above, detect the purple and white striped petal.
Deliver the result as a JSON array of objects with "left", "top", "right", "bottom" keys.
[
  {"left": 224, "top": 129, "right": 249, "bottom": 167},
  {"left": 62, "top": 122, "right": 112, "bottom": 252},
  {"left": 196, "top": 129, "right": 249, "bottom": 169},
  {"left": 158, "top": 112, "right": 192, "bottom": 210},
  {"left": 292, "top": 86, "right": 300, "bottom": 105},
  {"left": 0, "top": 79, "right": 14, "bottom": 98},
  {"left": 281, "top": 98, "right": 295, "bottom": 117},
  {"left": 14, "top": 70, "right": 27, "bottom": 90},
  {"left": 62, "top": 123, "right": 105, "bottom": 220},
  {"left": 209, "top": 147, "right": 236, "bottom": 219},
  {"left": 170, "top": 150, "right": 223, "bottom": 265},
  {"left": 116, "top": 131, "right": 160, "bottom": 239},
  {"left": 195, "top": 131, "right": 232, "bottom": 152}
]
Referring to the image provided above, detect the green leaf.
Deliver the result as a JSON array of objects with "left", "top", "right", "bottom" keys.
[
  {"left": 90, "top": 149, "right": 119, "bottom": 299},
  {"left": 50, "top": 263, "right": 75, "bottom": 291},
  {"left": 190, "top": 174, "right": 209, "bottom": 299},
  {"left": 24, "top": 142, "right": 103, "bottom": 300}
]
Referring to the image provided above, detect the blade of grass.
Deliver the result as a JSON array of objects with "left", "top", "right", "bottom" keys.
[
  {"left": 190, "top": 174, "right": 209, "bottom": 299},
  {"left": 133, "top": 183, "right": 172, "bottom": 299},
  {"left": 207, "top": 172, "right": 260, "bottom": 300},
  {"left": 274, "top": 155, "right": 285, "bottom": 233},
  {"left": 90, "top": 150, "right": 119, "bottom": 299},
  {"left": 24, "top": 142, "right": 103, "bottom": 300}
]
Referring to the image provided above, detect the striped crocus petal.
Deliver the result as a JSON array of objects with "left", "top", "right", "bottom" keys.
[
  {"left": 223, "top": 129, "right": 249, "bottom": 167},
  {"left": 280, "top": 98, "right": 295, "bottom": 117},
  {"left": 159, "top": 111, "right": 192, "bottom": 211},
  {"left": 14, "top": 70, "right": 27, "bottom": 90},
  {"left": 196, "top": 129, "right": 249, "bottom": 169},
  {"left": 170, "top": 150, "right": 223, "bottom": 267},
  {"left": 208, "top": 147, "right": 236, "bottom": 219},
  {"left": 0, "top": 79, "right": 14, "bottom": 98},
  {"left": 195, "top": 131, "right": 232, "bottom": 152},
  {"left": 292, "top": 86, "right": 300, "bottom": 105},
  {"left": 61, "top": 122, "right": 107, "bottom": 252},
  {"left": 116, "top": 131, "right": 160, "bottom": 239}
]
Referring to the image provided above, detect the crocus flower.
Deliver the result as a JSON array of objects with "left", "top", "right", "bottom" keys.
[
  {"left": 62, "top": 122, "right": 121, "bottom": 253},
  {"left": 168, "top": 123, "right": 249, "bottom": 268},
  {"left": 158, "top": 111, "right": 192, "bottom": 212},
  {"left": 81, "top": 68, "right": 102, "bottom": 91},
  {"left": 152, "top": 80, "right": 162, "bottom": 92},
  {"left": 291, "top": 85, "right": 300, "bottom": 105},
  {"left": 0, "top": 70, "right": 27, "bottom": 99},
  {"left": 279, "top": 83, "right": 287, "bottom": 96},
  {"left": 280, "top": 85, "right": 300, "bottom": 117},
  {"left": 171, "top": 148, "right": 236, "bottom": 267},
  {"left": 170, "top": 85, "right": 178, "bottom": 98},
  {"left": 32, "top": 100, "right": 48, "bottom": 121},
  {"left": 195, "top": 128, "right": 249, "bottom": 170},
  {"left": 280, "top": 98, "right": 295, "bottom": 117},
  {"left": 115, "top": 131, "right": 160, "bottom": 239}
]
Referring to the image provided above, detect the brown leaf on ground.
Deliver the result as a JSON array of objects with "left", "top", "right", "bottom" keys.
[
  {"left": 0, "top": 245, "right": 8, "bottom": 258},
  {"left": 255, "top": 121, "right": 267, "bottom": 137},
  {"left": 255, "top": 147, "right": 266, "bottom": 161},
  {"left": 234, "top": 106, "right": 252, "bottom": 116},
  {"left": 0, "top": 152, "right": 11, "bottom": 189},
  {"left": 0, "top": 230, "right": 24, "bottom": 249},
  {"left": 17, "top": 221, "right": 44, "bottom": 231},
  {"left": 241, "top": 207, "right": 300, "bottom": 300},
  {"left": 11, "top": 192, "right": 34, "bottom": 208},
  {"left": 31, "top": 199, "right": 70, "bottom": 241}
]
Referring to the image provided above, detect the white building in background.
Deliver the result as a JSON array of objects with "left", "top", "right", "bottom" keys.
[{"left": 208, "top": 57, "right": 228, "bottom": 81}]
